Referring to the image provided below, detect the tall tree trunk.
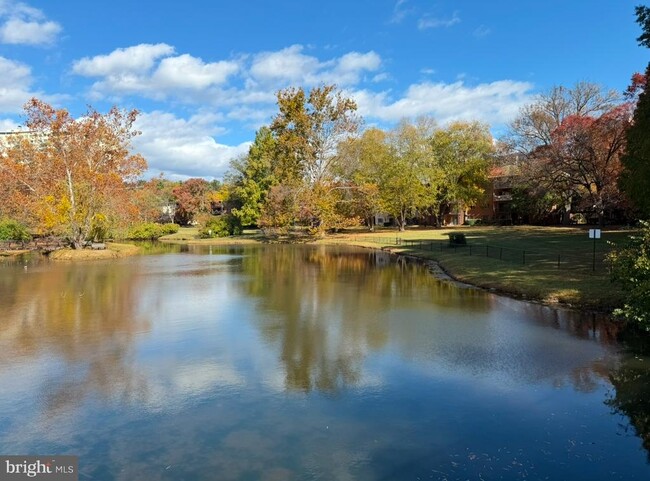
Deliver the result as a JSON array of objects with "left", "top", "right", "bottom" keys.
[{"left": 398, "top": 209, "right": 406, "bottom": 231}]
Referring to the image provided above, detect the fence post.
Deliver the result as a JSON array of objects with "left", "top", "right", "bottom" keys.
[{"left": 592, "top": 236, "right": 596, "bottom": 272}]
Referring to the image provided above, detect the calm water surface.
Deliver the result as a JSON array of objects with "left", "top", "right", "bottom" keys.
[{"left": 0, "top": 245, "right": 649, "bottom": 480}]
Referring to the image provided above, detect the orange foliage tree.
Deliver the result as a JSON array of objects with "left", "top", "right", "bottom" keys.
[
  {"left": 538, "top": 104, "right": 632, "bottom": 224},
  {"left": 0, "top": 99, "right": 147, "bottom": 248}
]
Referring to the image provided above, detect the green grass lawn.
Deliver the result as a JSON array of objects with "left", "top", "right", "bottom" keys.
[
  {"left": 159, "top": 226, "right": 200, "bottom": 240},
  {"left": 321, "top": 225, "right": 636, "bottom": 310},
  {"left": 159, "top": 226, "right": 263, "bottom": 243}
]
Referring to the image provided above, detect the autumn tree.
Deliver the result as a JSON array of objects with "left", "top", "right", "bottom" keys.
[
  {"left": 429, "top": 121, "right": 494, "bottom": 226},
  {"left": 507, "top": 83, "right": 624, "bottom": 223},
  {"left": 337, "top": 120, "right": 493, "bottom": 230},
  {"left": 258, "top": 184, "right": 300, "bottom": 233},
  {"left": 0, "top": 99, "right": 146, "bottom": 248},
  {"left": 508, "top": 82, "right": 619, "bottom": 153},
  {"left": 172, "top": 178, "right": 212, "bottom": 225},
  {"left": 336, "top": 128, "right": 388, "bottom": 230},
  {"left": 132, "top": 176, "right": 177, "bottom": 223},
  {"left": 382, "top": 119, "right": 437, "bottom": 230},
  {"left": 263, "top": 85, "right": 361, "bottom": 233},
  {"left": 270, "top": 84, "right": 360, "bottom": 184},
  {"left": 542, "top": 106, "right": 631, "bottom": 224}
]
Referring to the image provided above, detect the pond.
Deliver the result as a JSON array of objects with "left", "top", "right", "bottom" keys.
[{"left": 0, "top": 244, "right": 649, "bottom": 480}]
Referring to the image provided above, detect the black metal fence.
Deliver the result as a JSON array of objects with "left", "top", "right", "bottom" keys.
[{"left": 358, "top": 236, "right": 610, "bottom": 272}]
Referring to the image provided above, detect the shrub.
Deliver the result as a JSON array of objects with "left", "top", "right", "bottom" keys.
[
  {"left": 0, "top": 219, "right": 31, "bottom": 241},
  {"left": 608, "top": 221, "right": 650, "bottom": 330},
  {"left": 159, "top": 223, "right": 180, "bottom": 235},
  {"left": 126, "top": 222, "right": 180, "bottom": 240},
  {"left": 199, "top": 215, "right": 242, "bottom": 238},
  {"left": 89, "top": 213, "right": 110, "bottom": 242}
]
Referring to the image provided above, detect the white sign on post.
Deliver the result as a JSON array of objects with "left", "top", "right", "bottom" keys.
[{"left": 589, "top": 228, "right": 601, "bottom": 239}]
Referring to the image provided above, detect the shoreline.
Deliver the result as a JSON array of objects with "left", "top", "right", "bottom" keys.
[
  {"left": 6, "top": 229, "right": 617, "bottom": 315},
  {"left": 48, "top": 242, "right": 141, "bottom": 260},
  {"left": 160, "top": 233, "right": 615, "bottom": 314}
]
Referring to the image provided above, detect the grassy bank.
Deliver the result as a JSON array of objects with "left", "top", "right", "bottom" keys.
[
  {"left": 49, "top": 242, "right": 141, "bottom": 260},
  {"left": 159, "top": 226, "right": 264, "bottom": 244},
  {"left": 320, "top": 226, "right": 633, "bottom": 310}
]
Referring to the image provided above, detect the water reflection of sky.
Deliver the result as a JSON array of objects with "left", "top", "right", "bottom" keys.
[{"left": 0, "top": 246, "right": 648, "bottom": 480}]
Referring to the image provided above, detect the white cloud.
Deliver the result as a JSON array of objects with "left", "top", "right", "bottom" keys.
[
  {"left": 474, "top": 25, "right": 492, "bottom": 38},
  {"left": 250, "top": 45, "right": 321, "bottom": 83},
  {"left": 0, "top": 55, "right": 31, "bottom": 84},
  {"left": 351, "top": 80, "right": 534, "bottom": 126},
  {"left": 133, "top": 110, "right": 251, "bottom": 179},
  {"left": 389, "top": 0, "right": 413, "bottom": 24},
  {"left": 249, "top": 45, "right": 381, "bottom": 87},
  {"left": 372, "top": 73, "right": 389, "bottom": 83},
  {"left": 116, "top": 78, "right": 535, "bottom": 179},
  {"left": 0, "top": 1, "right": 61, "bottom": 45},
  {"left": 73, "top": 43, "right": 174, "bottom": 76},
  {"left": 332, "top": 51, "right": 381, "bottom": 84},
  {"left": 337, "top": 51, "right": 381, "bottom": 73},
  {"left": 418, "top": 11, "right": 461, "bottom": 30},
  {"left": 73, "top": 44, "right": 240, "bottom": 101},
  {"left": 68, "top": 43, "right": 535, "bottom": 180},
  {"left": 73, "top": 43, "right": 382, "bottom": 111},
  {"left": 152, "top": 54, "right": 239, "bottom": 90},
  {"left": 0, "top": 56, "right": 39, "bottom": 112},
  {"left": 0, "top": 118, "right": 20, "bottom": 131}
]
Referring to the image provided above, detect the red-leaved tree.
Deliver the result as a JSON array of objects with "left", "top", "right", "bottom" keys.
[{"left": 543, "top": 104, "right": 632, "bottom": 224}]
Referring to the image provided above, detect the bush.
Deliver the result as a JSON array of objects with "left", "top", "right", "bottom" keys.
[
  {"left": 89, "top": 213, "right": 110, "bottom": 242},
  {"left": 0, "top": 219, "right": 31, "bottom": 241},
  {"left": 448, "top": 232, "right": 467, "bottom": 246},
  {"left": 608, "top": 221, "right": 650, "bottom": 330},
  {"left": 199, "top": 215, "right": 242, "bottom": 238},
  {"left": 126, "top": 222, "right": 179, "bottom": 240},
  {"left": 159, "top": 223, "right": 180, "bottom": 235}
]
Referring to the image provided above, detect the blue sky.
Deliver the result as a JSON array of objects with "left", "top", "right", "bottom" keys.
[{"left": 0, "top": 0, "right": 647, "bottom": 179}]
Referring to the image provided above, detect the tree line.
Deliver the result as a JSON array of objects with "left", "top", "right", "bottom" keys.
[
  {"left": 0, "top": 9, "right": 648, "bottom": 244},
  {"left": 0, "top": 79, "right": 646, "bottom": 242},
  {"left": 226, "top": 86, "right": 494, "bottom": 235}
]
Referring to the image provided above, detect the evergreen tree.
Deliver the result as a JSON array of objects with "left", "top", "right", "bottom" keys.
[
  {"left": 229, "top": 127, "right": 277, "bottom": 227},
  {"left": 620, "top": 6, "right": 650, "bottom": 217}
]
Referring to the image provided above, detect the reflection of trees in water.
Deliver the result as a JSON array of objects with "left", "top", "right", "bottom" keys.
[
  {"left": 0, "top": 260, "right": 150, "bottom": 414},
  {"left": 239, "top": 246, "right": 385, "bottom": 392},
  {"left": 237, "top": 245, "right": 489, "bottom": 392},
  {"left": 513, "top": 304, "right": 623, "bottom": 345},
  {"left": 237, "top": 245, "right": 628, "bottom": 394},
  {"left": 607, "top": 349, "right": 650, "bottom": 458}
]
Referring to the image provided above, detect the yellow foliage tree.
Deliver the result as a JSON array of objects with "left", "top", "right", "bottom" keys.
[{"left": 0, "top": 99, "right": 147, "bottom": 247}]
